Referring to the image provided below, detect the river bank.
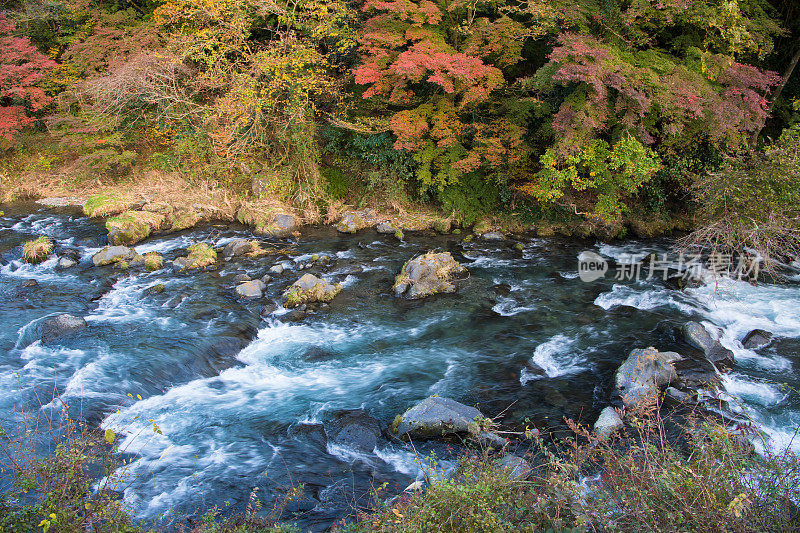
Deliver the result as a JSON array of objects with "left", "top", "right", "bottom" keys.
[{"left": 0, "top": 200, "right": 798, "bottom": 531}]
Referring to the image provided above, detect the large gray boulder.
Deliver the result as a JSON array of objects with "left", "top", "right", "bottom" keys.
[
  {"left": 282, "top": 274, "right": 341, "bottom": 307},
  {"left": 615, "top": 347, "right": 681, "bottom": 407},
  {"left": 235, "top": 280, "right": 266, "bottom": 299},
  {"left": 393, "top": 396, "right": 485, "bottom": 440},
  {"left": 683, "top": 322, "right": 735, "bottom": 368},
  {"left": 376, "top": 221, "right": 398, "bottom": 234},
  {"left": 393, "top": 252, "right": 467, "bottom": 299},
  {"left": 38, "top": 314, "right": 86, "bottom": 343},
  {"left": 262, "top": 213, "right": 298, "bottom": 238},
  {"left": 742, "top": 329, "right": 773, "bottom": 350},
  {"left": 324, "top": 410, "right": 382, "bottom": 453},
  {"left": 92, "top": 246, "right": 135, "bottom": 266},
  {"left": 593, "top": 406, "right": 624, "bottom": 439}
]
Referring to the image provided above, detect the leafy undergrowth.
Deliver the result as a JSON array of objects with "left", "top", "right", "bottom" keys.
[{"left": 339, "top": 403, "right": 800, "bottom": 533}]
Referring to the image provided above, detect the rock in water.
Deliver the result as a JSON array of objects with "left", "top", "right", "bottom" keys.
[
  {"left": 283, "top": 274, "right": 341, "bottom": 307},
  {"left": 393, "top": 252, "right": 467, "bottom": 299},
  {"left": 324, "top": 410, "right": 381, "bottom": 452},
  {"left": 92, "top": 246, "right": 136, "bottom": 266},
  {"left": 495, "top": 455, "right": 532, "bottom": 480},
  {"left": 615, "top": 347, "right": 681, "bottom": 407},
  {"left": 235, "top": 279, "right": 266, "bottom": 299},
  {"left": 106, "top": 211, "right": 165, "bottom": 246},
  {"left": 742, "top": 329, "right": 773, "bottom": 350},
  {"left": 38, "top": 314, "right": 87, "bottom": 343},
  {"left": 482, "top": 231, "right": 505, "bottom": 241},
  {"left": 223, "top": 239, "right": 255, "bottom": 258},
  {"left": 336, "top": 210, "right": 376, "bottom": 233},
  {"left": 57, "top": 257, "right": 77, "bottom": 269},
  {"left": 593, "top": 406, "right": 624, "bottom": 439},
  {"left": 392, "top": 396, "right": 485, "bottom": 440},
  {"left": 682, "top": 321, "right": 735, "bottom": 368},
  {"left": 376, "top": 221, "right": 398, "bottom": 234}
]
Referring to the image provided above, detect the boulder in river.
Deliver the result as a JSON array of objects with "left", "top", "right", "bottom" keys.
[
  {"left": 682, "top": 321, "right": 735, "bottom": 368},
  {"left": 432, "top": 218, "right": 451, "bottom": 234},
  {"left": 143, "top": 252, "right": 163, "bottom": 271},
  {"left": 37, "top": 314, "right": 86, "bottom": 343},
  {"left": 173, "top": 243, "right": 217, "bottom": 270},
  {"left": 235, "top": 279, "right": 266, "bottom": 299},
  {"left": 393, "top": 251, "right": 467, "bottom": 299},
  {"left": 336, "top": 210, "right": 376, "bottom": 233},
  {"left": 236, "top": 205, "right": 299, "bottom": 238},
  {"left": 615, "top": 347, "right": 681, "bottom": 407},
  {"left": 223, "top": 239, "right": 256, "bottom": 258},
  {"left": 57, "top": 256, "right": 77, "bottom": 269},
  {"left": 392, "top": 396, "right": 486, "bottom": 440},
  {"left": 22, "top": 236, "right": 53, "bottom": 264},
  {"left": 166, "top": 207, "right": 201, "bottom": 233},
  {"left": 593, "top": 406, "right": 624, "bottom": 439},
  {"left": 106, "top": 211, "right": 165, "bottom": 246},
  {"left": 482, "top": 231, "right": 505, "bottom": 241},
  {"left": 376, "top": 221, "right": 398, "bottom": 234},
  {"left": 92, "top": 245, "right": 136, "bottom": 266},
  {"left": 742, "top": 329, "right": 773, "bottom": 350},
  {"left": 325, "top": 410, "right": 382, "bottom": 453},
  {"left": 283, "top": 274, "right": 341, "bottom": 307}
]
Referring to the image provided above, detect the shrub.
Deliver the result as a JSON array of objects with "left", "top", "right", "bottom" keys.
[{"left": 22, "top": 235, "right": 53, "bottom": 263}]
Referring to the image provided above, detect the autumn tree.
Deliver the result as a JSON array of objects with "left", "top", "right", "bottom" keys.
[{"left": 0, "top": 11, "right": 56, "bottom": 144}]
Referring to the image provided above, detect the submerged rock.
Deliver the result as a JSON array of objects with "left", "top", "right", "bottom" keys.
[
  {"left": 392, "top": 396, "right": 485, "bottom": 440},
  {"left": 393, "top": 251, "right": 467, "bottom": 299},
  {"left": 283, "top": 274, "right": 341, "bottom": 307},
  {"left": 235, "top": 279, "right": 266, "bottom": 299},
  {"left": 92, "top": 245, "right": 136, "bottom": 266},
  {"left": 482, "top": 231, "right": 505, "bottom": 241},
  {"left": 682, "top": 322, "right": 735, "bottom": 368},
  {"left": 325, "top": 410, "right": 382, "bottom": 453},
  {"left": 593, "top": 406, "right": 624, "bottom": 439},
  {"left": 742, "top": 329, "right": 773, "bottom": 350},
  {"left": 106, "top": 211, "right": 165, "bottom": 246},
  {"left": 38, "top": 314, "right": 87, "bottom": 343},
  {"left": 615, "top": 347, "right": 681, "bottom": 407}
]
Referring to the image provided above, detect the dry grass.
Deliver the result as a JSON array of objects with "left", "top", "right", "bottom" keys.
[{"left": 22, "top": 236, "right": 53, "bottom": 263}]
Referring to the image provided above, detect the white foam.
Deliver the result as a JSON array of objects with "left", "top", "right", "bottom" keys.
[
  {"left": 492, "top": 296, "right": 536, "bottom": 317},
  {"left": 594, "top": 284, "right": 696, "bottom": 313},
  {"left": 521, "top": 334, "right": 585, "bottom": 384}
]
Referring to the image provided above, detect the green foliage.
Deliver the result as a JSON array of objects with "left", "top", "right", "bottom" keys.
[
  {"left": 437, "top": 173, "right": 501, "bottom": 225},
  {"left": 523, "top": 136, "right": 661, "bottom": 218}
]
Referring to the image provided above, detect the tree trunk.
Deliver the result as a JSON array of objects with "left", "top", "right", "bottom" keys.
[{"left": 751, "top": 45, "right": 800, "bottom": 148}]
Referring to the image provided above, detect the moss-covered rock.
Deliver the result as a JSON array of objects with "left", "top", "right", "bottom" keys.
[
  {"left": 166, "top": 207, "right": 201, "bottom": 233},
  {"left": 106, "top": 211, "right": 166, "bottom": 246},
  {"left": 173, "top": 242, "right": 217, "bottom": 270},
  {"left": 143, "top": 252, "right": 163, "bottom": 271},
  {"left": 83, "top": 194, "right": 138, "bottom": 218},
  {"left": 237, "top": 206, "right": 298, "bottom": 237},
  {"left": 283, "top": 273, "right": 341, "bottom": 307},
  {"left": 472, "top": 219, "right": 492, "bottom": 235},
  {"left": 393, "top": 396, "right": 486, "bottom": 440},
  {"left": 432, "top": 218, "right": 452, "bottom": 234},
  {"left": 336, "top": 210, "right": 376, "bottom": 233},
  {"left": 92, "top": 245, "right": 136, "bottom": 266},
  {"left": 393, "top": 252, "right": 467, "bottom": 299},
  {"left": 22, "top": 236, "right": 53, "bottom": 264}
]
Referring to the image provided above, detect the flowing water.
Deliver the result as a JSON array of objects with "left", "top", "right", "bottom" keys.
[{"left": 1, "top": 202, "right": 799, "bottom": 530}]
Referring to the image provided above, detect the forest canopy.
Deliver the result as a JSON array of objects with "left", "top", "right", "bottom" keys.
[{"left": 0, "top": 0, "right": 799, "bottom": 253}]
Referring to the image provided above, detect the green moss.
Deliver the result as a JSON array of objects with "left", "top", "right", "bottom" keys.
[
  {"left": 143, "top": 252, "right": 163, "bottom": 271},
  {"left": 106, "top": 211, "right": 165, "bottom": 245},
  {"left": 83, "top": 194, "right": 132, "bottom": 218},
  {"left": 186, "top": 242, "right": 217, "bottom": 269},
  {"left": 394, "top": 228, "right": 404, "bottom": 241},
  {"left": 22, "top": 236, "right": 53, "bottom": 264},
  {"left": 390, "top": 414, "right": 403, "bottom": 434}
]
